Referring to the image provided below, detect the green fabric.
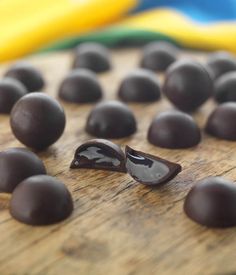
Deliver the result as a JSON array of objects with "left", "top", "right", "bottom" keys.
[{"left": 40, "top": 27, "right": 179, "bottom": 52}]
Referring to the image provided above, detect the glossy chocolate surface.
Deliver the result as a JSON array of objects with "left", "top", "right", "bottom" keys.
[
  {"left": 86, "top": 101, "right": 137, "bottom": 138},
  {"left": 0, "top": 78, "right": 27, "bottom": 113},
  {"left": 163, "top": 60, "right": 213, "bottom": 112},
  {"left": 125, "top": 146, "right": 182, "bottom": 186},
  {"left": 70, "top": 139, "right": 126, "bottom": 172},
  {"left": 214, "top": 72, "right": 236, "bottom": 103},
  {"left": 5, "top": 62, "right": 45, "bottom": 92},
  {"left": 118, "top": 69, "right": 161, "bottom": 103},
  {"left": 0, "top": 148, "right": 46, "bottom": 193},
  {"left": 10, "top": 175, "right": 73, "bottom": 225},
  {"left": 205, "top": 102, "right": 236, "bottom": 140},
  {"left": 10, "top": 93, "right": 66, "bottom": 150},
  {"left": 58, "top": 69, "right": 103, "bottom": 103},
  {"left": 148, "top": 110, "right": 201, "bottom": 149},
  {"left": 140, "top": 41, "right": 177, "bottom": 72},
  {"left": 184, "top": 177, "right": 236, "bottom": 228},
  {"left": 206, "top": 51, "right": 236, "bottom": 80},
  {"left": 72, "top": 43, "right": 111, "bottom": 73}
]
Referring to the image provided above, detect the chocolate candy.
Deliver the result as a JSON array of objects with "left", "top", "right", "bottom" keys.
[
  {"left": 5, "top": 62, "right": 45, "bottom": 92},
  {"left": 58, "top": 69, "right": 103, "bottom": 103},
  {"left": 0, "top": 148, "right": 46, "bottom": 193},
  {"left": 10, "top": 175, "right": 73, "bottom": 225},
  {"left": 206, "top": 51, "right": 236, "bottom": 80},
  {"left": 70, "top": 139, "right": 126, "bottom": 172},
  {"left": 72, "top": 43, "right": 111, "bottom": 73},
  {"left": 10, "top": 93, "right": 66, "bottom": 150},
  {"left": 205, "top": 102, "right": 236, "bottom": 140},
  {"left": 184, "top": 177, "right": 236, "bottom": 228},
  {"left": 118, "top": 69, "right": 161, "bottom": 103},
  {"left": 163, "top": 60, "right": 213, "bottom": 112},
  {"left": 148, "top": 110, "right": 201, "bottom": 149},
  {"left": 140, "top": 41, "right": 178, "bottom": 72},
  {"left": 86, "top": 101, "right": 137, "bottom": 138},
  {"left": 214, "top": 72, "right": 236, "bottom": 103},
  {"left": 126, "top": 146, "right": 181, "bottom": 186},
  {"left": 0, "top": 78, "right": 27, "bottom": 113}
]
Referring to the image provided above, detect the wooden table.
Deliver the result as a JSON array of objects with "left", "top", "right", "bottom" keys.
[{"left": 0, "top": 49, "right": 235, "bottom": 275}]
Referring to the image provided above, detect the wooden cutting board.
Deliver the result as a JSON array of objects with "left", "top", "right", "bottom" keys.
[{"left": 0, "top": 49, "right": 235, "bottom": 275}]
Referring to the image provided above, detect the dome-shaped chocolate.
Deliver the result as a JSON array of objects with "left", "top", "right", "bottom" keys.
[
  {"left": 206, "top": 51, "right": 236, "bottom": 80},
  {"left": 205, "top": 102, "right": 236, "bottom": 140},
  {"left": 118, "top": 69, "right": 161, "bottom": 103},
  {"left": 214, "top": 72, "right": 236, "bottom": 103},
  {"left": 140, "top": 41, "right": 178, "bottom": 72},
  {"left": 72, "top": 43, "right": 111, "bottom": 73},
  {"left": 5, "top": 62, "right": 45, "bottom": 92},
  {"left": 0, "top": 148, "right": 46, "bottom": 193},
  {"left": 86, "top": 101, "right": 137, "bottom": 138},
  {"left": 184, "top": 177, "right": 236, "bottom": 228},
  {"left": 58, "top": 69, "right": 103, "bottom": 103},
  {"left": 10, "top": 175, "right": 73, "bottom": 225},
  {"left": 163, "top": 60, "right": 213, "bottom": 112},
  {"left": 10, "top": 93, "right": 66, "bottom": 150},
  {"left": 0, "top": 78, "right": 27, "bottom": 113},
  {"left": 148, "top": 110, "right": 201, "bottom": 149}
]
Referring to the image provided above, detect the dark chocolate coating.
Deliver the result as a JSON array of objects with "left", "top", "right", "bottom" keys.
[
  {"left": 206, "top": 51, "right": 236, "bottom": 80},
  {"left": 214, "top": 72, "right": 236, "bottom": 103},
  {"left": 0, "top": 78, "right": 27, "bottom": 113},
  {"left": 86, "top": 101, "right": 137, "bottom": 138},
  {"left": 140, "top": 41, "right": 178, "bottom": 72},
  {"left": 72, "top": 43, "right": 111, "bottom": 73},
  {"left": 163, "top": 60, "right": 213, "bottom": 112},
  {"left": 126, "top": 146, "right": 181, "bottom": 186},
  {"left": 10, "top": 93, "right": 66, "bottom": 150},
  {"left": 184, "top": 177, "right": 236, "bottom": 228},
  {"left": 10, "top": 175, "right": 73, "bottom": 225},
  {"left": 0, "top": 148, "right": 46, "bottom": 193},
  {"left": 118, "top": 69, "right": 161, "bottom": 103},
  {"left": 70, "top": 139, "right": 126, "bottom": 172},
  {"left": 148, "top": 110, "right": 201, "bottom": 149},
  {"left": 58, "top": 69, "right": 103, "bottom": 103},
  {"left": 5, "top": 62, "right": 45, "bottom": 92},
  {"left": 205, "top": 102, "right": 236, "bottom": 140}
]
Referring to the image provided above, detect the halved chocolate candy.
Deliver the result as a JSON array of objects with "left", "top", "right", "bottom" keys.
[
  {"left": 70, "top": 139, "right": 126, "bottom": 172},
  {"left": 125, "top": 146, "right": 182, "bottom": 186}
]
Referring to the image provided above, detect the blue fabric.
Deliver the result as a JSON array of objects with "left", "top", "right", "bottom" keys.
[{"left": 134, "top": 0, "right": 236, "bottom": 22}]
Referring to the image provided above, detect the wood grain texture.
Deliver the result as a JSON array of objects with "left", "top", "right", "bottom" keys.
[{"left": 0, "top": 49, "right": 236, "bottom": 275}]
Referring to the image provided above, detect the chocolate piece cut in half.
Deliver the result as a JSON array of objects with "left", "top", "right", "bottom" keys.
[
  {"left": 125, "top": 146, "right": 182, "bottom": 186},
  {"left": 70, "top": 139, "right": 126, "bottom": 172}
]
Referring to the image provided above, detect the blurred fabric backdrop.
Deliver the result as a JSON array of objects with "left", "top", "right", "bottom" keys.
[{"left": 1, "top": 0, "right": 236, "bottom": 62}]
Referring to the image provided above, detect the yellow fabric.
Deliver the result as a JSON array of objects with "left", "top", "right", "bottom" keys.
[
  {"left": 117, "top": 9, "right": 236, "bottom": 53},
  {"left": 0, "top": 0, "right": 136, "bottom": 62}
]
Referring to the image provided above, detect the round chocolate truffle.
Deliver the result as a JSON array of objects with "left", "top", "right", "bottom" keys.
[
  {"left": 206, "top": 51, "right": 236, "bottom": 80},
  {"left": 147, "top": 110, "right": 201, "bottom": 149},
  {"left": 72, "top": 43, "right": 111, "bottom": 73},
  {"left": 163, "top": 60, "right": 213, "bottom": 112},
  {"left": 10, "top": 175, "right": 73, "bottom": 225},
  {"left": 214, "top": 72, "right": 236, "bottom": 103},
  {"left": 10, "top": 93, "right": 66, "bottom": 150},
  {"left": 205, "top": 102, "right": 236, "bottom": 140},
  {"left": 5, "top": 62, "right": 45, "bottom": 92},
  {"left": 140, "top": 41, "right": 178, "bottom": 72},
  {"left": 0, "top": 148, "right": 46, "bottom": 193},
  {"left": 58, "top": 69, "right": 103, "bottom": 103},
  {"left": 0, "top": 78, "right": 27, "bottom": 113},
  {"left": 118, "top": 69, "right": 161, "bottom": 103},
  {"left": 184, "top": 177, "right": 236, "bottom": 228},
  {"left": 86, "top": 101, "right": 137, "bottom": 138}
]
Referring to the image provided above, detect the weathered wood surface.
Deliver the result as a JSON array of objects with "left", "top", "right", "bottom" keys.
[{"left": 0, "top": 49, "right": 235, "bottom": 275}]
